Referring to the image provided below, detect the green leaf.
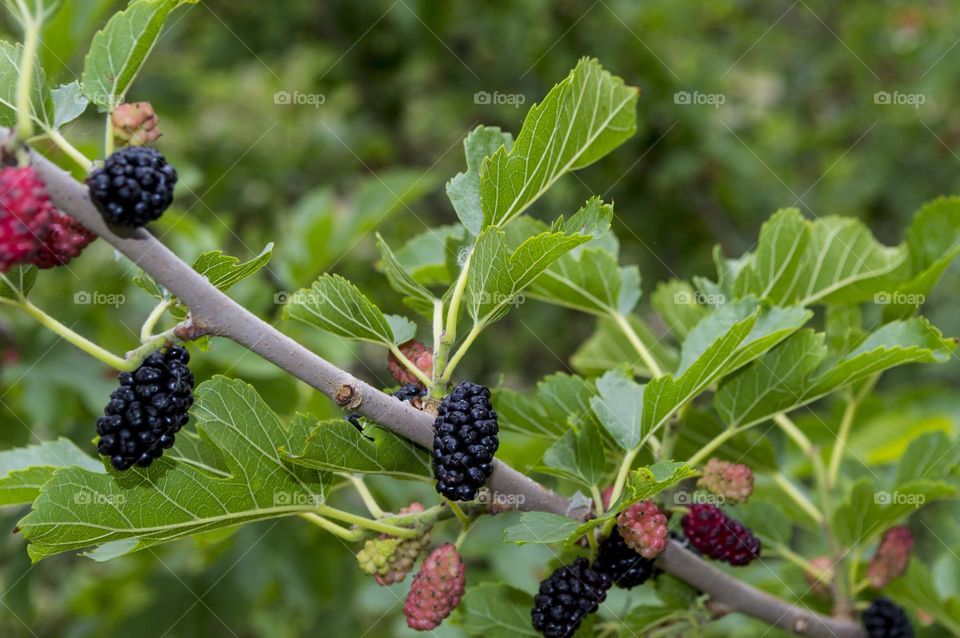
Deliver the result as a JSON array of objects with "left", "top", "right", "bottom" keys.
[
  {"left": 18, "top": 377, "right": 329, "bottom": 561},
  {"left": 0, "top": 438, "right": 103, "bottom": 506},
  {"left": 394, "top": 224, "right": 466, "bottom": 286},
  {"left": 465, "top": 226, "right": 592, "bottom": 327},
  {"left": 502, "top": 512, "right": 583, "bottom": 545},
  {"left": 715, "top": 330, "right": 827, "bottom": 428},
  {"left": 192, "top": 243, "right": 273, "bottom": 292},
  {"left": 673, "top": 409, "right": 776, "bottom": 471},
  {"left": 131, "top": 268, "right": 166, "bottom": 300},
  {"left": 480, "top": 58, "right": 638, "bottom": 228},
  {"left": 375, "top": 233, "right": 436, "bottom": 318},
  {"left": 895, "top": 431, "right": 960, "bottom": 485},
  {"left": 620, "top": 604, "right": 688, "bottom": 636},
  {"left": 0, "top": 266, "right": 37, "bottom": 300},
  {"left": 832, "top": 477, "right": 955, "bottom": 547},
  {"left": 81, "top": 0, "right": 197, "bottom": 111},
  {"left": 281, "top": 418, "right": 431, "bottom": 481},
  {"left": 461, "top": 583, "right": 539, "bottom": 638},
  {"left": 886, "top": 561, "right": 960, "bottom": 637},
  {"left": 0, "top": 40, "right": 52, "bottom": 128},
  {"left": 284, "top": 274, "right": 401, "bottom": 346},
  {"left": 794, "top": 217, "right": 909, "bottom": 305},
  {"left": 494, "top": 373, "right": 597, "bottom": 439},
  {"left": 590, "top": 367, "right": 645, "bottom": 450},
  {"left": 570, "top": 314, "right": 678, "bottom": 378},
  {"left": 51, "top": 80, "right": 87, "bottom": 129},
  {"left": 539, "top": 420, "right": 607, "bottom": 489},
  {"left": 651, "top": 279, "right": 708, "bottom": 340},
  {"left": 447, "top": 125, "right": 513, "bottom": 235},
  {"left": 734, "top": 208, "right": 810, "bottom": 304}
]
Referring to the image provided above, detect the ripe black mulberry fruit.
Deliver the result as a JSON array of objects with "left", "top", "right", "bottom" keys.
[
  {"left": 680, "top": 503, "right": 761, "bottom": 566},
  {"left": 432, "top": 381, "right": 498, "bottom": 501},
  {"left": 87, "top": 146, "right": 177, "bottom": 227},
  {"left": 531, "top": 557, "right": 611, "bottom": 638},
  {"left": 593, "top": 527, "right": 657, "bottom": 589},
  {"left": 862, "top": 597, "right": 914, "bottom": 638},
  {"left": 96, "top": 345, "right": 194, "bottom": 470}
]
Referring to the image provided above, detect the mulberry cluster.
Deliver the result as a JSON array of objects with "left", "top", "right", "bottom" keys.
[
  {"left": 387, "top": 340, "right": 433, "bottom": 387},
  {"left": 432, "top": 381, "right": 498, "bottom": 501},
  {"left": 403, "top": 544, "right": 466, "bottom": 631},
  {"left": 531, "top": 558, "right": 611, "bottom": 638},
  {"left": 593, "top": 528, "right": 657, "bottom": 589},
  {"left": 0, "top": 166, "right": 95, "bottom": 271},
  {"left": 698, "top": 457, "right": 754, "bottom": 504},
  {"left": 617, "top": 500, "right": 669, "bottom": 559},
  {"left": 680, "top": 503, "right": 761, "bottom": 566},
  {"left": 862, "top": 597, "right": 914, "bottom": 638},
  {"left": 96, "top": 345, "right": 194, "bottom": 470},
  {"left": 87, "top": 146, "right": 177, "bottom": 228},
  {"left": 867, "top": 526, "right": 913, "bottom": 589}
]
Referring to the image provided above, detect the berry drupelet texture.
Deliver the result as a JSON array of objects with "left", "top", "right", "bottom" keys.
[
  {"left": 593, "top": 528, "right": 657, "bottom": 589},
  {"left": 867, "top": 526, "right": 914, "bottom": 589},
  {"left": 387, "top": 340, "right": 433, "bottom": 387},
  {"left": 96, "top": 345, "right": 194, "bottom": 470},
  {"left": 617, "top": 500, "right": 669, "bottom": 559},
  {"left": 432, "top": 381, "right": 499, "bottom": 501},
  {"left": 698, "top": 457, "right": 755, "bottom": 504},
  {"left": 30, "top": 213, "right": 96, "bottom": 269},
  {"left": 681, "top": 503, "right": 761, "bottom": 567},
  {"left": 531, "top": 557, "right": 612, "bottom": 638},
  {"left": 862, "top": 597, "right": 914, "bottom": 638},
  {"left": 403, "top": 543, "right": 466, "bottom": 631},
  {"left": 87, "top": 146, "right": 177, "bottom": 228}
]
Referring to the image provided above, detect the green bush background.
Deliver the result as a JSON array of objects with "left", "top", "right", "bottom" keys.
[{"left": 2, "top": 1, "right": 960, "bottom": 636}]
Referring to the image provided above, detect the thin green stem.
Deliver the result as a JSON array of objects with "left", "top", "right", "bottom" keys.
[
  {"left": 454, "top": 518, "right": 475, "bottom": 550},
  {"left": 104, "top": 112, "right": 114, "bottom": 157},
  {"left": 430, "top": 298, "right": 444, "bottom": 384},
  {"left": 827, "top": 393, "right": 858, "bottom": 487},
  {"left": 586, "top": 525, "right": 598, "bottom": 556},
  {"left": 773, "top": 413, "right": 814, "bottom": 456},
  {"left": 337, "top": 473, "right": 384, "bottom": 519},
  {"left": 771, "top": 471, "right": 824, "bottom": 524},
  {"left": 14, "top": 8, "right": 38, "bottom": 141},
  {"left": 440, "top": 323, "right": 481, "bottom": 384},
  {"left": 446, "top": 500, "right": 470, "bottom": 526},
  {"left": 18, "top": 299, "right": 130, "bottom": 370},
  {"left": 298, "top": 513, "right": 363, "bottom": 542},
  {"left": 612, "top": 311, "right": 663, "bottom": 377},
  {"left": 315, "top": 504, "right": 418, "bottom": 539},
  {"left": 590, "top": 484, "right": 605, "bottom": 516},
  {"left": 140, "top": 299, "right": 173, "bottom": 342},
  {"left": 444, "top": 250, "right": 472, "bottom": 345},
  {"left": 769, "top": 542, "right": 828, "bottom": 577},
  {"left": 45, "top": 128, "right": 93, "bottom": 172},
  {"left": 380, "top": 503, "right": 450, "bottom": 528},
  {"left": 387, "top": 343, "right": 433, "bottom": 388},
  {"left": 686, "top": 425, "right": 751, "bottom": 467}
]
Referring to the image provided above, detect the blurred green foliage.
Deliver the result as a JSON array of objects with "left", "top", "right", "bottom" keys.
[{"left": 2, "top": 1, "right": 960, "bottom": 636}]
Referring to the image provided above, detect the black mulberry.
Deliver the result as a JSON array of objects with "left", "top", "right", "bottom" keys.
[
  {"left": 432, "top": 381, "right": 498, "bottom": 501},
  {"left": 862, "top": 597, "right": 914, "bottom": 638},
  {"left": 87, "top": 146, "right": 177, "bottom": 227},
  {"left": 531, "top": 557, "right": 611, "bottom": 638},
  {"left": 593, "top": 528, "right": 657, "bottom": 589},
  {"left": 96, "top": 345, "right": 194, "bottom": 470}
]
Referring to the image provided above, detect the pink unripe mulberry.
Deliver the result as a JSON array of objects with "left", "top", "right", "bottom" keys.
[
  {"left": 616, "top": 500, "right": 669, "bottom": 559},
  {"left": 698, "top": 457, "right": 754, "bottom": 504},
  {"left": 867, "top": 526, "right": 913, "bottom": 588},
  {"left": 403, "top": 543, "right": 465, "bottom": 631},
  {"left": 112, "top": 102, "right": 161, "bottom": 146},
  {"left": 0, "top": 167, "right": 54, "bottom": 270},
  {"left": 375, "top": 503, "right": 431, "bottom": 586},
  {"left": 387, "top": 340, "right": 433, "bottom": 387},
  {"left": 805, "top": 556, "right": 834, "bottom": 598}
]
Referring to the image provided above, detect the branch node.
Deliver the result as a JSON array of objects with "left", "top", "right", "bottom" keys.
[
  {"left": 793, "top": 618, "right": 810, "bottom": 634},
  {"left": 335, "top": 383, "right": 362, "bottom": 409}
]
